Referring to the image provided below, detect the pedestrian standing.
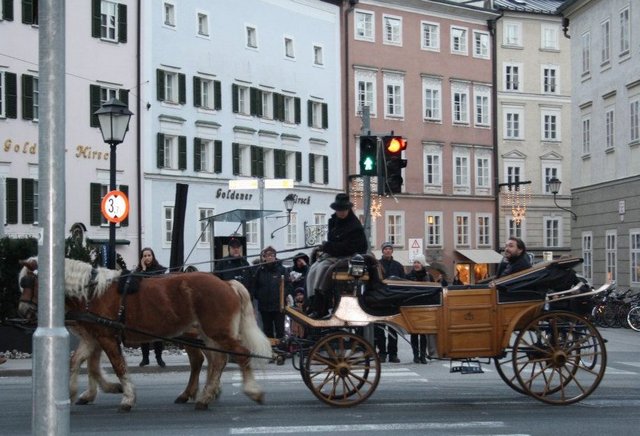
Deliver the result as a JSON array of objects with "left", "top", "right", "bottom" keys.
[
  {"left": 216, "top": 237, "right": 251, "bottom": 287},
  {"left": 375, "top": 242, "right": 405, "bottom": 363},
  {"left": 251, "top": 246, "right": 290, "bottom": 339},
  {"left": 406, "top": 254, "right": 436, "bottom": 364}
]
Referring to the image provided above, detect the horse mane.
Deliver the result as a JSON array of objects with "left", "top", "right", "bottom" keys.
[
  {"left": 18, "top": 255, "right": 38, "bottom": 294},
  {"left": 64, "top": 258, "right": 121, "bottom": 300}
]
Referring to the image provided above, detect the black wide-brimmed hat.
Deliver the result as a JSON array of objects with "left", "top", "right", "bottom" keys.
[
  {"left": 330, "top": 193, "right": 353, "bottom": 211},
  {"left": 228, "top": 237, "right": 242, "bottom": 247}
]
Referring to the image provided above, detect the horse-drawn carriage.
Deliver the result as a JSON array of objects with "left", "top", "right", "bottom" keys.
[{"left": 279, "top": 255, "right": 611, "bottom": 407}]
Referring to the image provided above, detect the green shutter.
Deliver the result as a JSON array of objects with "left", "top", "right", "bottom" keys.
[
  {"left": 232, "top": 142, "right": 240, "bottom": 175},
  {"left": 119, "top": 184, "right": 129, "bottom": 227},
  {"left": 178, "top": 136, "right": 187, "bottom": 169},
  {"left": 309, "top": 154, "right": 315, "bottom": 183},
  {"left": 323, "top": 156, "right": 329, "bottom": 184},
  {"left": 90, "top": 84, "right": 101, "bottom": 127},
  {"left": 119, "top": 88, "right": 129, "bottom": 107},
  {"left": 214, "top": 80, "right": 222, "bottom": 110},
  {"left": 193, "top": 137, "right": 202, "bottom": 172},
  {"left": 178, "top": 73, "right": 186, "bottom": 104},
  {"left": 231, "top": 84, "right": 239, "bottom": 113},
  {"left": 257, "top": 147, "right": 264, "bottom": 178},
  {"left": 214, "top": 140, "right": 222, "bottom": 173},
  {"left": 157, "top": 133, "right": 165, "bottom": 168},
  {"left": 273, "top": 93, "right": 281, "bottom": 121},
  {"left": 322, "top": 103, "right": 328, "bottom": 129},
  {"left": 90, "top": 183, "right": 103, "bottom": 226},
  {"left": 22, "top": 0, "right": 33, "bottom": 24},
  {"left": 117, "top": 4, "right": 127, "bottom": 43},
  {"left": 156, "top": 69, "right": 165, "bottom": 101},
  {"left": 250, "top": 87, "right": 261, "bottom": 117},
  {"left": 22, "top": 75, "right": 33, "bottom": 120},
  {"left": 295, "top": 97, "right": 301, "bottom": 124},
  {"left": 274, "top": 150, "right": 284, "bottom": 178},
  {"left": 5, "top": 178, "right": 18, "bottom": 224},
  {"left": 5, "top": 72, "right": 17, "bottom": 119},
  {"left": 250, "top": 146, "right": 257, "bottom": 177},
  {"left": 193, "top": 77, "right": 201, "bottom": 107},
  {"left": 91, "top": 0, "right": 101, "bottom": 38},
  {"left": 21, "top": 179, "right": 34, "bottom": 224},
  {"left": 307, "top": 100, "right": 313, "bottom": 127},
  {"left": 295, "top": 152, "right": 302, "bottom": 182},
  {"left": 3, "top": 0, "right": 14, "bottom": 20}
]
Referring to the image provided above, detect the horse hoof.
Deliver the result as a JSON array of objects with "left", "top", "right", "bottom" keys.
[
  {"left": 195, "top": 402, "right": 209, "bottom": 411},
  {"left": 174, "top": 395, "right": 189, "bottom": 404},
  {"left": 118, "top": 404, "right": 132, "bottom": 413},
  {"left": 254, "top": 392, "right": 265, "bottom": 405},
  {"left": 75, "top": 398, "right": 90, "bottom": 406}
]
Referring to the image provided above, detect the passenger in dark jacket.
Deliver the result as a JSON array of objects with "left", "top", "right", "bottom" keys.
[
  {"left": 496, "top": 237, "right": 532, "bottom": 278},
  {"left": 406, "top": 254, "right": 437, "bottom": 364},
  {"left": 216, "top": 237, "right": 251, "bottom": 288},
  {"left": 288, "top": 252, "right": 310, "bottom": 297},
  {"left": 375, "top": 242, "right": 405, "bottom": 363},
  {"left": 251, "top": 246, "right": 289, "bottom": 339}
]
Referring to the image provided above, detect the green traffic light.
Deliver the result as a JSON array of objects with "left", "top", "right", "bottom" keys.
[{"left": 363, "top": 156, "right": 375, "bottom": 171}]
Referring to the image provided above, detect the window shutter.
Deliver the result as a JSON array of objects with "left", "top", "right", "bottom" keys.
[
  {"left": 323, "top": 156, "right": 329, "bottom": 184},
  {"left": 91, "top": 0, "right": 101, "bottom": 38},
  {"left": 214, "top": 140, "right": 222, "bottom": 173},
  {"left": 307, "top": 100, "right": 313, "bottom": 127},
  {"left": 295, "top": 152, "right": 302, "bottom": 182},
  {"left": 117, "top": 4, "right": 127, "bottom": 43},
  {"left": 21, "top": 178, "right": 34, "bottom": 224},
  {"left": 2, "top": 0, "right": 14, "bottom": 21},
  {"left": 90, "top": 84, "right": 101, "bottom": 127},
  {"left": 156, "top": 69, "right": 165, "bottom": 101},
  {"left": 5, "top": 178, "right": 18, "bottom": 224},
  {"left": 193, "top": 137, "right": 202, "bottom": 172},
  {"left": 178, "top": 136, "right": 187, "bottom": 170},
  {"left": 322, "top": 103, "right": 328, "bottom": 129},
  {"left": 22, "top": 75, "right": 33, "bottom": 120},
  {"left": 274, "top": 150, "right": 285, "bottom": 178},
  {"left": 295, "top": 97, "right": 301, "bottom": 124},
  {"left": 22, "top": 0, "right": 33, "bottom": 25},
  {"left": 309, "top": 154, "right": 315, "bottom": 183},
  {"left": 119, "top": 184, "right": 129, "bottom": 227},
  {"left": 90, "top": 183, "right": 103, "bottom": 226},
  {"left": 273, "top": 93, "right": 281, "bottom": 121},
  {"left": 157, "top": 133, "right": 165, "bottom": 168},
  {"left": 213, "top": 80, "right": 222, "bottom": 110},
  {"left": 119, "top": 89, "right": 129, "bottom": 107},
  {"left": 232, "top": 84, "right": 239, "bottom": 113},
  {"left": 232, "top": 142, "right": 240, "bottom": 175},
  {"left": 5, "top": 72, "right": 17, "bottom": 119},
  {"left": 250, "top": 146, "right": 257, "bottom": 177},
  {"left": 178, "top": 73, "right": 186, "bottom": 104},
  {"left": 193, "top": 77, "right": 202, "bottom": 107},
  {"left": 250, "top": 87, "right": 261, "bottom": 117}
]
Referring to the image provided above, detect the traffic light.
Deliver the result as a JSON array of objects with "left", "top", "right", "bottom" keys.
[
  {"left": 382, "top": 136, "right": 407, "bottom": 194},
  {"left": 359, "top": 135, "right": 378, "bottom": 176}
]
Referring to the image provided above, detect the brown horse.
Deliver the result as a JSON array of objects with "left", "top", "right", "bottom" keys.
[{"left": 19, "top": 257, "right": 272, "bottom": 412}]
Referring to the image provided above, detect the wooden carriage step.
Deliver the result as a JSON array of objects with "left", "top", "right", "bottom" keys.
[{"left": 449, "top": 359, "right": 484, "bottom": 374}]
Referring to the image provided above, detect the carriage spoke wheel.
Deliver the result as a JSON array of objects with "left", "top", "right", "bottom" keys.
[
  {"left": 513, "top": 311, "right": 606, "bottom": 405},
  {"left": 304, "top": 331, "right": 380, "bottom": 407},
  {"left": 494, "top": 331, "right": 528, "bottom": 396}
]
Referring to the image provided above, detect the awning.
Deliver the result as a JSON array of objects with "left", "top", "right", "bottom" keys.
[
  {"left": 456, "top": 249, "right": 503, "bottom": 264},
  {"left": 203, "top": 208, "right": 280, "bottom": 223}
]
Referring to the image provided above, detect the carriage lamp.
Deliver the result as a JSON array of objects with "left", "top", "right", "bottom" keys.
[
  {"left": 548, "top": 177, "right": 577, "bottom": 221},
  {"left": 270, "top": 193, "right": 296, "bottom": 239},
  {"left": 348, "top": 254, "right": 366, "bottom": 278},
  {"left": 94, "top": 98, "right": 134, "bottom": 269}
]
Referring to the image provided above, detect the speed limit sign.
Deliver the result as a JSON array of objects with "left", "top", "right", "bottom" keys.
[{"left": 101, "top": 190, "right": 130, "bottom": 224}]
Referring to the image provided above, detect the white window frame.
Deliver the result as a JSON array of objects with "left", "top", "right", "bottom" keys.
[
  {"left": 544, "top": 216, "right": 561, "bottom": 248},
  {"left": 425, "top": 212, "right": 443, "bottom": 248},
  {"left": 424, "top": 146, "right": 442, "bottom": 192},
  {"left": 503, "top": 21, "right": 522, "bottom": 47},
  {"left": 422, "top": 77, "right": 441, "bottom": 121},
  {"left": 453, "top": 150, "right": 470, "bottom": 192},
  {"left": 454, "top": 213, "right": 471, "bottom": 247},
  {"left": 382, "top": 14, "right": 402, "bottom": 46},
  {"left": 198, "top": 77, "right": 214, "bottom": 110},
  {"left": 582, "top": 116, "right": 591, "bottom": 154},
  {"left": 601, "top": 19, "right": 610, "bottom": 65},
  {"left": 540, "top": 24, "right": 558, "bottom": 50},
  {"left": 0, "top": 71, "right": 6, "bottom": 118},
  {"left": 286, "top": 212, "right": 298, "bottom": 247},
  {"left": 476, "top": 214, "right": 491, "bottom": 247},
  {"left": 473, "top": 30, "right": 490, "bottom": 59},
  {"left": 284, "top": 36, "right": 295, "bottom": 59},
  {"left": 507, "top": 217, "right": 524, "bottom": 241},
  {"left": 163, "top": 1, "right": 176, "bottom": 28},
  {"left": 198, "top": 138, "right": 214, "bottom": 172},
  {"left": 283, "top": 95, "right": 295, "bottom": 124},
  {"left": 163, "top": 70, "right": 179, "bottom": 103},
  {"left": 310, "top": 101, "right": 324, "bottom": 129},
  {"left": 198, "top": 207, "right": 214, "bottom": 245},
  {"left": 504, "top": 160, "right": 524, "bottom": 186},
  {"left": 355, "top": 69, "right": 377, "bottom": 117},
  {"left": 246, "top": 220, "right": 259, "bottom": 247},
  {"left": 630, "top": 98, "right": 640, "bottom": 144},
  {"left": 542, "top": 164, "right": 560, "bottom": 194},
  {"left": 582, "top": 231, "right": 593, "bottom": 283},
  {"left": 630, "top": 230, "right": 640, "bottom": 286},
  {"left": 504, "top": 107, "right": 524, "bottom": 139},
  {"left": 474, "top": 86, "right": 490, "bottom": 127},
  {"left": 236, "top": 84, "right": 250, "bottom": 115},
  {"left": 450, "top": 26, "right": 468, "bottom": 55},
  {"left": 504, "top": 62, "right": 521, "bottom": 91},
  {"left": 475, "top": 154, "right": 491, "bottom": 190},
  {"left": 385, "top": 211, "right": 405, "bottom": 247},
  {"left": 313, "top": 44, "right": 324, "bottom": 66},
  {"left": 581, "top": 32, "right": 591, "bottom": 76},
  {"left": 246, "top": 25, "right": 258, "bottom": 49},
  {"left": 541, "top": 109, "right": 561, "bottom": 141},
  {"left": 163, "top": 204, "right": 175, "bottom": 247},
  {"left": 100, "top": 1, "right": 118, "bottom": 41},
  {"left": 261, "top": 90, "right": 273, "bottom": 120},
  {"left": 606, "top": 230, "right": 617, "bottom": 281},
  {"left": 542, "top": 65, "right": 559, "bottom": 94},
  {"left": 383, "top": 73, "right": 404, "bottom": 118},
  {"left": 421, "top": 21, "right": 439, "bottom": 51},
  {"left": 451, "top": 82, "right": 469, "bottom": 124},
  {"left": 163, "top": 134, "right": 178, "bottom": 169},
  {"left": 196, "top": 11, "right": 209, "bottom": 37},
  {"left": 619, "top": 6, "right": 630, "bottom": 57},
  {"left": 605, "top": 107, "right": 615, "bottom": 150},
  {"left": 355, "top": 10, "right": 375, "bottom": 42}
]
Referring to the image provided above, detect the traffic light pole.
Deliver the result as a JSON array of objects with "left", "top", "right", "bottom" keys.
[{"left": 360, "top": 107, "right": 373, "bottom": 244}]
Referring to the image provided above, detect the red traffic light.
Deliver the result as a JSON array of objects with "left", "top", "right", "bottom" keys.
[{"left": 384, "top": 136, "right": 406, "bottom": 155}]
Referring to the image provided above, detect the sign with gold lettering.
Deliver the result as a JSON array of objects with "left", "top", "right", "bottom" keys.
[{"left": 101, "top": 190, "right": 129, "bottom": 224}]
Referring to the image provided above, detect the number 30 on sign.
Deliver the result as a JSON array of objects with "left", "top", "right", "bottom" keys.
[{"left": 101, "top": 190, "right": 130, "bottom": 224}]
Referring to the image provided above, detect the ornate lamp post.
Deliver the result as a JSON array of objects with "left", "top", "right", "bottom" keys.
[
  {"left": 270, "top": 193, "right": 296, "bottom": 239},
  {"left": 94, "top": 98, "right": 133, "bottom": 268},
  {"left": 548, "top": 177, "right": 577, "bottom": 221}
]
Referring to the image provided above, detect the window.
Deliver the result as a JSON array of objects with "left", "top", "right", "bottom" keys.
[
  {"left": 619, "top": 7, "right": 630, "bottom": 56},
  {"left": 582, "top": 232, "right": 593, "bottom": 283},
  {"left": 542, "top": 110, "right": 560, "bottom": 141},
  {"left": 605, "top": 108, "right": 615, "bottom": 149},
  {"left": 194, "top": 138, "right": 221, "bottom": 173},
  {"left": 163, "top": 206, "right": 174, "bottom": 245},
  {"left": 198, "top": 208, "right": 214, "bottom": 244},
  {"left": 454, "top": 154, "right": 469, "bottom": 189},
  {"left": 157, "top": 69, "right": 186, "bottom": 104},
  {"left": 163, "top": 2, "right": 175, "bottom": 27},
  {"left": 474, "top": 86, "right": 490, "bottom": 126},
  {"left": 476, "top": 156, "right": 490, "bottom": 189},
  {"left": 582, "top": 116, "right": 591, "bottom": 154},
  {"left": 542, "top": 66, "right": 558, "bottom": 93},
  {"left": 476, "top": 214, "right": 491, "bottom": 246},
  {"left": 601, "top": 19, "right": 610, "bottom": 64},
  {"left": 157, "top": 133, "right": 186, "bottom": 170},
  {"left": 355, "top": 10, "right": 374, "bottom": 41},
  {"left": 100, "top": 1, "right": 118, "bottom": 41},
  {"left": 246, "top": 25, "right": 257, "bottom": 48},
  {"left": 21, "top": 75, "right": 38, "bottom": 121},
  {"left": 503, "top": 21, "right": 522, "bottom": 46},
  {"left": 425, "top": 213, "right": 442, "bottom": 247},
  {"left": 21, "top": 179, "right": 38, "bottom": 224},
  {"left": 197, "top": 12, "right": 209, "bottom": 37},
  {"left": 0, "top": 71, "right": 17, "bottom": 119},
  {"left": 541, "top": 24, "right": 558, "bottom": 50},
  {"left": 232, "top": 84, "right": 250, "bottom": 115},
  {"left": 309, "top": 153, "right": 328, "bottom": 184},
  {"left": 542, "top": 166, "right": 559, "bottom": 194},
  {"left": 22, "top": 0, "right": 38, "bottom": 25},
  {"left": 284, "top": 37, "right": 295, "bottom": 58},
  {"left": 384, "top": 73, "right": 404, "bottom": 118},
  {"left": 313, "top": 45, "right": 324, "bottom": 66},
  {"left": 421, "top": 21, "right": 439, "bottom": 51},
  {"left": 630, "top": 98, "right": 639, "bottom": 143},
  {"left": 422, "top": 77, "right": 441, "bottom": 121},
  {"left": 581, "top": 32, "right": 590, "bottom": 75},
  {"left": 355, "top": 69, "right": 376, "bottom": 116},
  {"left": 606, "top": 230, "right": 617, "bottom": 281},
  {"left": 631, "top": 231, "right": 640, "bottom": 285},
  {"left": 504, "top": 107, "right": 523, "bottom": 139},
  {"left": 451, "top": 26, "right": 468, "bottom": 55},
  {"left": 544, "top": 217, "right": 561, "bottom": 247},
  {"left": 383, "top": 15, "right": 401, "bottom": 45},
  {"left": 507, "top": 218, "right": 523, "bottom": 240},
  {"left": 283, "top": 95, "right": 299, "bottom": 124},
  {"left": 308, "top": 100, "right": 328, "bottom": 129},
  {"left": 505, "top": 162, "right": 524, "bottom": 186},
  {"left": 261, "top": 90, "right": 273, "bottom": 119},
  {"left": 193, "top": 77, "right": 221, "bottom": 110},
  {"left": 1, "top": 0, "right": 14, "bottom": 21},
  {"left": 246, "top": 221, "right": 258, "bottom": 246},
  {"left": 4, "top": 178, "right": 18, "bottom": 224},
  {"left": 424, "top": 150, "right": 442, "bottom": 187},
  {"left": 90, "top": 84, "right": 128, "bottom": 127},
  {"left": 473, "top": 31, "right": 489, "bottom": 58},
  {"left": 454, "top": 214, "right": 470, "bottom": 247},
  {"left": 286, "top": 213, "right": 298, "bottom": 247},
  {"left": 504, "top": 63, "right": 520, "bottom": 91},
  {"left": 385, "top": 212, "right": 404, "bottom": 246},
  {"left": 452, "top": 83, "right": 469, "bottom": 124}
]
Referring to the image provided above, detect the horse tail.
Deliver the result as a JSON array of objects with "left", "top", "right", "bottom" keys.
[{"left": 228, "top": 280, "right": 272, "bottom": 367}]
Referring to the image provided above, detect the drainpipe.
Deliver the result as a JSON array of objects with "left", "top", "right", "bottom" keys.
[
  {"left": 489, "top": 13, "right": 502, "bottom": 251},
  {"left": 343, "top": 0, "right": 357, "bottom": 187},
  {"left": 136, "top": 0, "right": 142, "bottom": 256}
]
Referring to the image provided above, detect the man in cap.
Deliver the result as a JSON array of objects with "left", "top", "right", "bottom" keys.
[
  {"left": 216, "top": 237, "right": 251, "bottom": 287},
  {"left": 375, "top": 242, "right": 405, "bottom": 363},
  {"left": 306, "top": 193, "right": 368, "bottom": 317},
  {"left": 289, "top": 252, "right": 310, "bottom": 296},
  {"left": 251, "top": 246, "right": 290, "bottom": 339}
]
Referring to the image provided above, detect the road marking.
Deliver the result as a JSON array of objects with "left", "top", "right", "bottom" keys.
[
  {"left": 616, "top": 361, "right": 640, "bottom": 369},
  {"left": 230, "top": 421, "right": 512, "bottom": 434}
]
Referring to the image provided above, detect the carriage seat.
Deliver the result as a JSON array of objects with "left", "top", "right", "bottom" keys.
[{"left": 360, "top": 277, "right": 443, "bottom": 316}]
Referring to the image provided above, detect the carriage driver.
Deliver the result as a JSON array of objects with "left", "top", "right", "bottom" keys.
[{"left": 306, "top": 193, "right": 368, "bottom": 318}]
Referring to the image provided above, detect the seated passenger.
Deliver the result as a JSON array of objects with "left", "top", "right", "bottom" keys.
[{"left": 496, "top": 237, "right": 532, "bottom": 278}]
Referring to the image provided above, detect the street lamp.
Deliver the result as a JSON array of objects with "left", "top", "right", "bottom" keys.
[
  {"left": 548, "top": 177, "right": 577, "bottom": 221},
  {"left": 270, "top": 193, "right": 296, "bottom": 239},
  {"left": 94, "top": 98, "right": 133, "bottom": 268}
]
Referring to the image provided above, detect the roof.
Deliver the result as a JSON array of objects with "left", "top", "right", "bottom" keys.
[{"left": 493, "top": 0, "right": 566, "bottom": 14}]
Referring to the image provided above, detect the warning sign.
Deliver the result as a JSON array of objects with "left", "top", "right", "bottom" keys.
[{"left": 408, "top": 238, "right": 423, "bottom": 261}]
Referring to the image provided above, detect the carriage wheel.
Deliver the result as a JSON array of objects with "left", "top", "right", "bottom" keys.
[
  {"left": 512, "top": 311, "right": 606, "bottom": 405},
  {"left": 304, "top": 331, "right": 380, "bottom": 407},
  {"left": 494, "top": 331, "right": 527, "bottom": 396}
]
